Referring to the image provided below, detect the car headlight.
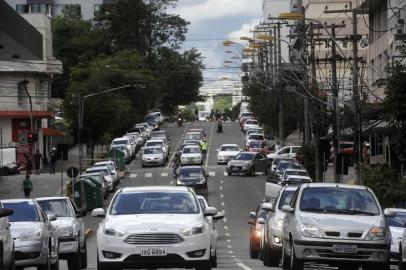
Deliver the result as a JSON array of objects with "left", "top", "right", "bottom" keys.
[
  {"left": 20, "top": 228, "right": 42, "bottom": 241},
  {"left": 218, "top": 155, "right": 224, "bottom": 159},
  {"left": 366, "top": 227, "right": 387, "bottom": 241},
  {"left": 300, "top": 224, "right": 322, "bottom": 238},
  {"left": 197, "top": 177, "right": 206, "bottom": 184},
  {"left": 242, "top": 163, "right": 250, "bottom": 169},
  {"left": 272, "top": 219, "right": 284, "bottom": 229},
  {"left": 104, "top": 227, "right": 125, "bottom": 237},
  {"left": 181, "top": 224, "right": 204, "bottom": 236},
  {"left": 195, "top": 156, "right": 201, "bottom": 160},
  {"left": 58, "top": 227, "right": 74, "bottom": 237}
]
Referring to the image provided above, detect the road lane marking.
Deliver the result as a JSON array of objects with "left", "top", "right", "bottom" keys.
[
  {"left": 220, "top": 180, "right": 224, "bottom": 184},
  {"left": 161, "top": 173, "right": 168, "bottom": 177},
  {"left": 224, "top": 226, "right": 228, "bottom": 230},
  {"left": 219, "top": 186, "right": 223, "bottom": 190},
  {"left": 225, "top": 233, "right": 230, "bottom": 237},
  {"left": 208, "top": 171, "right": 216, "bottom": 176},
  {"left": 205, "top": 122, "right": 215, "bottom": 167},
  {"left": 223, "top": 217, "right": 227, "bottom": 223},
  {"left": 228, "top": 245, "right": 232, "bottom": 249},
  {"left": 227, "top": 239, "right": 231, "bottom": 242},
  {"left": 145, "top": 173, "right": 152, "bottom": 178},
  {"left": 130, "top": 174, "right": 137, "bottom": 178},
  {"left": 228, "top": 251, "right": 234, "bottom": 254},
  {"left": 221, "top": 202, "right": 224, "bottom": 206},
  {"left": 223, "top": 172, "right": 228, "bottom": 176},
  {"left": 170, "top": 181, "right": 174, "bottom": 185},
  {"left": 237, "top": 262, "right": 253, "bottom": 270},
  {"left": 220, "top": 194, "right": 224, "bottom": 198}
]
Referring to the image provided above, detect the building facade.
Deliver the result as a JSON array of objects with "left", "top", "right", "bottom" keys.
[{"left": 0, "top": 0, "right": 62, "bottom": 166}]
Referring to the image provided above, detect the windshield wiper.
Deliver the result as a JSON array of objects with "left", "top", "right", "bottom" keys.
[
  {"left": 325, "top": 209, "right": 376, "bottom": 216},
  {"left": 301, "top": 207, "right": 325, "bottom": 212}
]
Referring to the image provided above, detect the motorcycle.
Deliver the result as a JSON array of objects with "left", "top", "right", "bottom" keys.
[{"left": 177, "top": 117, "right": 183, "bottom": 127}]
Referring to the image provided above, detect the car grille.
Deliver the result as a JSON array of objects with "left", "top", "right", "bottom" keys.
[
  {"left": 230, "top": 166, "right": 242, "bottom": 171},
  {"left": 315, "top": 249, "right": 373, "bottom": 260},
  {"left": 15, "top": 251, "right": 41, "bottom": 261},
  {"left": 324, "top": 231, "right": 363, "bottom": 238},
  {"left": 125, "top": 233, "right": 184, "bottom": 245}
]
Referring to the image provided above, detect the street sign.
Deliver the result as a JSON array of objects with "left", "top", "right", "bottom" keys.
[{"left": 67, "top": 167, "right": 79, "bottom": 178}]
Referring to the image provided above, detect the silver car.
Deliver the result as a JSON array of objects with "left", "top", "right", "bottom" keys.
[
  {"left": 37, "top": 197, "right": 87, "bottom": 270},
  {"left": 141, "top": 146, "right": 166, "bottom": 167},
  {"left": 0, "top": 207, "right": 15, "bottom": 269},
  {"left": 281, "top": 183, "right": 392, "bottom": 270},
  {"left": 2, "top": 199, "right": 59, "bottom": 270},
  {"left": 383, "top": 208, "right": 406, "bottom": 261},
  {"left": 181, "top": 145, "right": 203, "bottom": 165},
  {"left": 400, "top": 228, "right": 406, "bottom": 270}
]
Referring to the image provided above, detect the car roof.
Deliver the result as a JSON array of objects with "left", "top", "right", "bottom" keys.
[
  {"left": 220, "top": 144, "right": 239, "bottom": 147},
  {"left": 112, "top": 137, "right": 128, "bottom": 141},
  {"left": 303, "top": 183, "right": 367, "bottom": 190},
  {"left": 80, "top": 172, "right": 103, "bottom": 177},
  {"left": 36, "top": 196, "right": 69, "bottom": 201},
  {"left": 87, "top": 166, "right": 108, "bottom": 170},
  {"left": 180, "top": 166, "right": 203, "bottom": 170},
  {"left": 146, "top": 139, "right": 164, "bottom": 143},
  {"left": 186, "top": 131, "right": 200, "bottom": 135},
  {"left": 94, "top": 161, "right": 114, "bottom": 165},
  {"left": 121, "top": 186, "right": 190, "bottom": 193},
  {"left": 286, "top": 175, "right": 312, "bottom": 180},
  {"left": 183, "top": 145, "right": 200, "bottom": 148},
  {"left": 385, "top": 208, "right": 406, "bottom": 213},
  {"left": 1, "top": 198, "right": 36, "bottom": 203},
  {"left": 144, "top": 146, "right": 163, "bottom": 149},
  {"left": 249, "top": 133, "right": 264, "bottom": 137},
  {"left": 284, "top": 168, "right": 307, "bottom": 173}
]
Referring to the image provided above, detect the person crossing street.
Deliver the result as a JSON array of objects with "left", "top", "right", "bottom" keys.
[
  {"left": 172, "top": 152, "right": 181, "bottom": 177},
  {"left": 21, "top": 174, "right": 33, "bottom": 198}
]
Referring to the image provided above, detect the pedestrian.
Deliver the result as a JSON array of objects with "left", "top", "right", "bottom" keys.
[
  {"left": 194, "top": 107, "right": 199, "bottom": 121},
  {"left": 33, "top": 149, "right": 42, "bottom": 175},
  {"left": 274, "top": 141, "right": 281, "bottom": 152},
  {"left": 216, "top": 119, "right": 223, "bottom": 134},
  {"left": 21, "top": 174, "right": 33, "bottom": 198},
  {"left": 172, "top": 152, "right": 181, "bottom": 177},
  {"left": 210, "top": 109, "right": 214, "bottom": 121},
  {"left": 49, "top": 147, "right": 57, "bottom": 174},
  {"left": 24, "top": 154, "right": 32, "bottom": 174}
]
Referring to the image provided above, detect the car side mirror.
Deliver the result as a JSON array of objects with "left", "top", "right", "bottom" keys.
[
  {"left": 47, "top": 214, "right": 57, "bottom": 222},
  {"left": 204, "top": 207, "right": 218, "bottom": 217},
  {"left": 282, "top": 205, "right": 294, "bottom": 213},
  {"left": 384, "top": 209, "right": 396, "bottom": 218},
  {"left": 216, "top": 149, "right": 219, "bottom": 152},
  {"left": 76, "top": 210, "right": 86, "bottom": 218},
  {"left": 249, "top": 211, "right": 256, "bottom": 219},
  {"left": 261, "top": 202, "right": 273, "bottom": 211},
  {"left": 0, "top": 208, "right": 13, "bottom": 218},
  {"left": 256, "top": 217, "right": 265, "bottom": 225},
  {"left": 212, "top": 211, "right": 225, "bottom": 221},
  {"left": 92, "top": 208, "right": 106, "bottom": 218}
]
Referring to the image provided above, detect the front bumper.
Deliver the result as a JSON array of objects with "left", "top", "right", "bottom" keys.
[
  {"left": 181, "top": 158, "right": 202, "bottom": 165},
  {"left": 14, "top": 240, "right": 49, "bottom": 267},
  {"left": 58, "top": 236, "right": 79, "bottom": 255},
  {"left": 217, "top": 156, "right": 234, "bottom": 164},
  {"left": 226, "top": 165, "right": 250, "bottom": 174},
  {"left": 293, "top": 238, "right": 390, "bottom": 263},
  {"left": 142, "top": 159, "right": 164, "bottom": 166}
]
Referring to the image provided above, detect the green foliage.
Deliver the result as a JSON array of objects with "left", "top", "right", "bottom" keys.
[
  {"left": 362, "top": 164, "right": 406, "bottom": 208},
  {"left": 214, "top": 96, "right": 232, "bottom": 112},
  {"left": 297, "top": 145, "right": 315, "bottom": 180},
  {"left": 60, "top": 4, "right": 82, "bottom": 20}
]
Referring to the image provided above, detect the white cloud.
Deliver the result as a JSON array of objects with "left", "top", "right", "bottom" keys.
[
  {"left": 174, "top": 0, "right": 262, "bottom": 23},
  {"left": 227, "top": 19, "right": 261, "bottom": 40}
]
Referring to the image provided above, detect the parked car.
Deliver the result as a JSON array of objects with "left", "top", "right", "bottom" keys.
[
  {"left": 128, "top": 127, "right": 147, "bottom": 143},
  {"left": 176, "top": 166, "right": 209, "bottom": 195},
  {"left": 135, "top": 123, "right": 151, "bottom": 138},
  {"left": 226, "top": 152, "right": 269, "bottom": 176},
  {"left": 111, "top": 137, "right": 133, "bottom": 159},
  {"left": 2, "top": 199, "right": 59, "bottom": 270},
  {"left": 184, "top": 132, "right": 202, "bottom": 141},
  {"left": 245, "top": 133, "right": 265, "bottom": 148},
  {"left": 141, "top": 146, "right": 166, "bottom": 167},
  {"left": 284, "top": 175, "right": 312, "bottom": 185},
  {"left": 267, "top": 145, "right": 302, "bottom": 159},
  {"left": 281, "top": 169, "right": 309, "bottom": 181},
  {"left": 246, "top": 140, "right": 268, "bottom": 153},
  {"left": 86, "top": 166, "right": 116, "bottom": 192},
  {"left": 125, "top": 132, "right": 143, "bottom": 151},
  {"left": 217, "top": 144, "right": 241, "bottom": 164},
  {"left": 270, "top": 157, "right": 296, "bottom": 173},
  {"left": 92, "top": 186, "right": 220, "bottom": 270},
  {"left": 243, "top": 119, "right": 260, "bottom": 133},
  {"left": 110, "top": 145, "right": 131, "bottom": 163},
  {"left": 245, "top": 128, "right": 264, "bottom": 138},
  {"left": 260, "top": 186, "right": 298, "bottom": 267},
  {"left": 181, "top": 145, "right": 203, "bottom": 165},
  {"left": 400, "top": 228, "right": 406, "bottom": 270},
  {"left": 275, "top": 160, "right": 302, "bottom": 178},
  {"left": 145, "top": 139, "right": 169, "bottom": 159},
  {"left": 189, "top": 129, "right": 206, "bottom": 138},
  {"left": 94, "top": 160, "right": 119, "bottom": 184},
  {"left": 281, "top": 183, "right": 393, "bottom": 270},
  {"left": 383, "top": 208, "right": 406, "bottom": 261},
  {"left": 80, "top": 172, "right": 109, "bottom": 200},
  {"left": 36, "top": 196, "right": 87, "bottom": 270},
  {"left": 0, "top": 207, "right": 15, "bottom": 269},
  {"left": 248, "top": 201, "right": 273, "bottom": 259}
]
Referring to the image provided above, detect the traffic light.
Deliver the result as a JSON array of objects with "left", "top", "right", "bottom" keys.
[{"left": 27, "top": 132, "right": 38, "bottom": 143}]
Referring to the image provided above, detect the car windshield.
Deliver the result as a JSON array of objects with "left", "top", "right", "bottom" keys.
[
  {"left": 180, "top": 168, "right": 203, "bottom": 177},
  {"left": 284, "top": 170, "right": 308, "bottom": 179},
  {"left": 300, "top": 187, "right": 380, "bottom": 215},
  {"left": 111, "top": 192, "right": 199, "bottom": 215},
  {"left": 38, "top": 199, "right": 74, "bottom": 217},
  {"left": 185, "top": 134, "right": 200, "bottom": 140},
  {"left": 278, "top": 190, "right": 296, "bottom": 210},
  {"left": 144, "top": 148, "right": 163, "bottom": 154},
  {"left": 277, "top": 162, "right": 300, "bottom": 172},
  {"left": 249, "top": 135, "right": 264, "bottom": 140},
  {"left": 249, "top": 141, "right": 263, "bottom": 148},
  {"left": 286, "top": 177, "right": 311, "bottom": 185},
  {"left": 246, "top": 120, "right": 258, "bottom": 125},
  {"left": 112, "top": 140, "right": 127, "bottom": 145},
  {"left": 183, "top": 147, "right": 200, "bottom": 154},
  {"left": 184, "top": 140, "right": 199, "bottom": 145},
  {"left": 146, "top": 141, "right": 163, "bottom": 147},
  {"left": 3, "top": 201, "right": 39, "bottom": 222},
  {"left": 220, "top": 145, "right": 239, "bottom": 151},
  {"left": 234, "top": 153, "right": 255, "bottom": 161},
  {"left": 87, "top": 168, "right": 108, "bottom": 174},
  {"left": 386, "top": 212, "right": 406, "bottom": 228}
]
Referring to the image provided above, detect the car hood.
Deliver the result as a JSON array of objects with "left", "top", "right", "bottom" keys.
[
  {"left": 143, "top": 154, "right": 164, "bottom": 159},
  {"left": 218, "top": 151, "right": 239, "bottom": 156},
  {"left": 228, "top": 160, "right": 251, "bottom": 166},
  {"left": 10, "top": 221, "right": 42, "bottom": 238},
  {"left": 299, "top": 212, "right": 384, "bottom": 233},
  {"left": 181, "top": 153, "right": 201, "bottom": 158},
  {"left": 51, "top": 217, "right": 75, "bottom": 229},
  {"left": 106, "top": 214, "right": 203, "bottom": 232}
]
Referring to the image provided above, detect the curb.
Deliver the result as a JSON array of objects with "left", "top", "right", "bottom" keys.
[{"left": 85, "top": 228, "right": 92, "bottom": 238}]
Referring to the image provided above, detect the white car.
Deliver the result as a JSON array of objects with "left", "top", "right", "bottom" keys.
[
  {"left": 37, "top": 197, "right": 87, "bottom": 270},
  {"left": 92, "top": 186, "right": 219, "bottom": 270},
  {"left": 94, "top": 160, "right": 120, "bottom": 183},
  {"left": 267, "top": 145, "right": 301, "bottom": 159},
  {"left": 181, "top": 145, "right": 203, "bottom": 165},
  {"left": 111, "top": 137, "right": 133, "bottom": 158},
  {"left": 217, "top": 144, "right": 241, "bottom": 164},
  {"left": 243, "top": 119, "right": 260, "bottom": 132},
  {"left": 145, "top": 139, "right": 169, "bottom": 158},
  {"left": 245, "top": 128, "right": 264, "bottom": 139},
  {"left": 141, "top": 146, "right": 166, "bottom": 167},
  {"left": 0, "top": 207, "right": 15, "bottom": 269},
  {"left": 86, "top": 166, "right": 116, "bottom": 192},
  {"left": 126, "top": 132, "right": 143, "bottom": 150},
  {"left": 401, "top": 228, "right": 406, "bottom": 270},
  {"left": 245, "top": 133, "right": 265, "bottom": 148},
  {"left": 384, "top": 208, "right": 406, "bottom": 261}
]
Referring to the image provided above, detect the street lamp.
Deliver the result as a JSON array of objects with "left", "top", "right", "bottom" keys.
[{"left": 243, "top": 48, "right": 257, "bottom": 53}]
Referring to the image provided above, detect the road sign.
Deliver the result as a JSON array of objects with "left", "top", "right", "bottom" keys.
[{"left": 67, "top": 167, "right": 79, "bottom": 178}]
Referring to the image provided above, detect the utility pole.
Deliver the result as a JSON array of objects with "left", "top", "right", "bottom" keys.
[{"left": 277, "top": 22, "right": 285, "bottom": 143}]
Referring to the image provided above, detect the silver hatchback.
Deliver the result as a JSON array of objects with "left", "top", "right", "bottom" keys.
[{"left": 281, "top": 183, "right": 392, "bottom": 270}]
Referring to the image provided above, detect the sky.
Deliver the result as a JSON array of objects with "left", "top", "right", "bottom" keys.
[{"left": 171, "top": 0, "right": 290, "bottom": 94}]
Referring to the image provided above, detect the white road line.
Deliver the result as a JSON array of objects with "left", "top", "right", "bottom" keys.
[
  {"left": 223, "top": 172, "right": 228, "bottom": 176},
  {"left": 225, "top": 233, "right": 230, "bottom": 237},
  {"left": 170, "top": 181, "right": 174, "bottom": 185},
  {"left": 130, "top": 174, "right": 137, "bottom": 178},
  {"left": 208, "top": 171, "right": 216, "bottom": 176},
  {"left": 220, "top": 180, "right": 224, "bottom": 184},
  {"left": 227, "top": 239, "right": 231, "bottom": 242},
  {"left": 224, "top": 226, "right": 228, "bottom": 230},
  {"left": 220, "top": 194, "right": 224, "bottom": 198},
  {"left": 223, "top": 217, "right": 228, "bottom": 223},
  {"left": 228, "top": 251, "right": 234, "bottom": 254},
  {"left": 205, "top": 122, "right": 215, "bottom": 167},
  {"left": 221, "top": 202, "right": 225, "bottom": 206},
  {"left": 161, "top": 173, "right": 168, "bottom": 177},
  {"left": 237, "top": 262, "right": 253, "bottom": 270},
  {"left": 145, "top": 173, "right": 152, "bottom": 178},
  {"left": 219, "top": 186, "right": 223, "bottom": 190},
  {"left": 227, "top": 245, "right": 232, "bottom": 249},
  {"left": 166, "top": 122, "right": 191, "bottom": 169}
]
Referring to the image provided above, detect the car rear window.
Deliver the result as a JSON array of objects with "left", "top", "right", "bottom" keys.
[{"left": 3, "top": 201, "right": 39, "bottom": 222}]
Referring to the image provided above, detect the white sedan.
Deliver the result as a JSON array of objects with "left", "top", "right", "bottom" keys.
[
  {"left": 217, "top": 144, "right": 241, "bottom": 164},
  {"left": 92, "top": 186, "right": 219, "bottom": 270},
  {"left": 181, "top": 145, "right": 203, "bottom": 165}
]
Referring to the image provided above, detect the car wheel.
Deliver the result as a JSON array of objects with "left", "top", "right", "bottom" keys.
[
  {"left": 263, "top": 241, "right": 280, "bottom": 267},
  {"left": 37, "top": 256, "right": 50, "bottom": 270},
  {"left": 81, "top": 241, "right": 88, "bottom": 269},
  {"left": 281, "top": 244, "right": 290, "bottom": 269},
  {"left": 67, "top": 246, "right": 81, "bottom": 270},
  {"left": 249, "top": 236, "right": 259, "bottom": 259},
  {"left": 210, "top": 247, "right": 217, "bottom": 268},
  {"left": 97, "top": 252, "right": 109, "bottom": 270},
  {"left": 227, "top": 172, "right": 232, "bottom": 176},
  {"left": 195, "top": 261, "right": 211, "bottom": 270},
  {"left": 289, "top": 241, "right": 303, "bottom": 270}
]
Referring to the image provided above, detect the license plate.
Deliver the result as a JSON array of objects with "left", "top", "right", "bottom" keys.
[
  {"left": 140, "top": 247, "right": 167, "bottom": 256},
  {"left": 333, "top": 245, "right": 357, "bottom": 254},
  {"left": 232, "top": 167, "right": 240, "bottom": 171}
]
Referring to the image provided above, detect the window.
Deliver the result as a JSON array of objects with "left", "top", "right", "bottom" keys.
[
  {"left": 31, "top": 4, "right": 48, "bottom": 14},
  {"left": 16, "top": 4, "right": 28, "bottom": 13}
]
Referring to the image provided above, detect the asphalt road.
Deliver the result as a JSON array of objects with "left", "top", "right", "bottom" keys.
[{"left": 51, "top": 121, "right": 396, "bottom": 270}]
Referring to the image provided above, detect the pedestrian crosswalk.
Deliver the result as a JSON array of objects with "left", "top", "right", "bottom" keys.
[{"left": 129, "top": 171, "right": 229, "bottom": 178}]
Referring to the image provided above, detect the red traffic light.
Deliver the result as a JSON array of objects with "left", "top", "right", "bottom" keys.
[{"left": 27, "top": 132, "right": 38, "bottom": 143}]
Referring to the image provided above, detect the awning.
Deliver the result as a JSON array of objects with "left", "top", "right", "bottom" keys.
[
  {"left": 0, "top": 111, "right": 54, "bottom": 118},
  {"left": 42, "top": 128, "right": 64, "bottom": 137}
]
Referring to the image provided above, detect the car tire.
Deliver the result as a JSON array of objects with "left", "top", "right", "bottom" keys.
[
  {"left": 195, "top": 260, "right": 211, "bottom": 270},
  {"left": 263, "top": 241, "right": 280, "bottom": 267},
  {"left": 81, "top": 241, "right": 88, "bottom": 269},
  {"left": 67, "top": 247, "right": 81, "bottom": 270},
  {"left": 289, "top": 242, "right": 303, "bottom": 270},
  {"left": 249, "top": 236, "right": 259, "bottom": 259},
  {"left": 227, "top": 172, "right": 232, "bottom": 176},
  {"left": 210, "top": 248, "right": 217, "bottom": 268},
  {"left": 37, "top": 256, "right": 50, "bottom": 270},
  {"left": 97, "top": 253, "right": 109, "bottom": 270},
  {"left": 281, "top": 245, "right": 290, "bottom": 269},
  {"left": 338, "top": 264, "right": 358, "bottom": 270},
  {"left": 248, "top": 167, "right": 255, "bottom": 176}
]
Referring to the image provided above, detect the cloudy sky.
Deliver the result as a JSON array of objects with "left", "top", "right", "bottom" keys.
[{"left": 172, "top": 0, "right": 289, "bottom": 93}]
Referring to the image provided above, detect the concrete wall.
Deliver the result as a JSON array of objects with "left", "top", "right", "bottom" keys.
[
  {"left": 0, "top": 119, "right": 13, "bottom": 146},
  {"left": 21, "top": 14, "right": 53, "bottom": 61}
]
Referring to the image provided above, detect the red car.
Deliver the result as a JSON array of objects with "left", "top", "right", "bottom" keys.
[{"left": 248, "top": 201, "right": 273, "bottom": 259}]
